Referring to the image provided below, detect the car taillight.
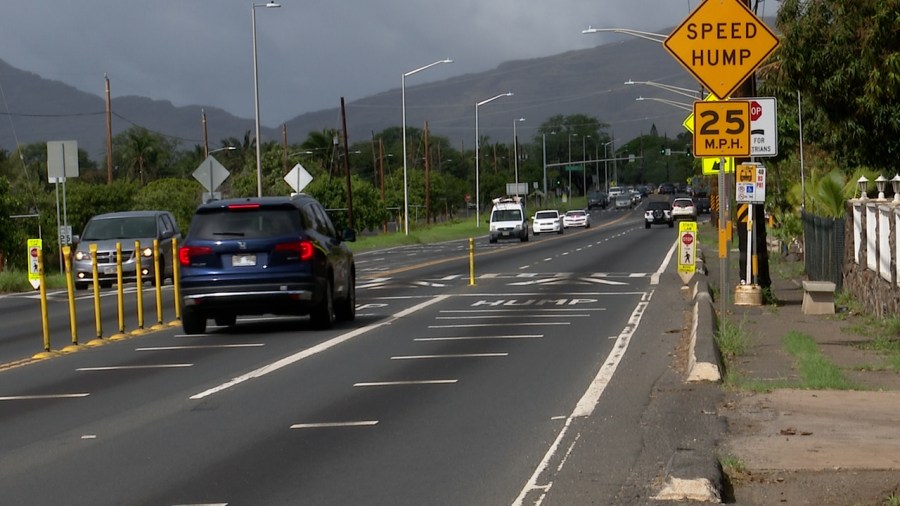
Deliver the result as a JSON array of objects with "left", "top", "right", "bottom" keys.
[
  {"left": 275, "top": 240, "right": 314, "bottom": 261},
  {"left": 227, "top": 203, "right": 261, "bottom": 210},
  {"left": 179, "top": 245, "right": 213, "bottom": 266}
]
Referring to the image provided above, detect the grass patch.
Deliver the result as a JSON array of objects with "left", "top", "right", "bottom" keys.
[
  {"left": 0, "top": 269, "right": 68, "bottom": 293},
  {"left": 719, "top": 454, "right": 746, "bottom": 476},
  {"left": 350, "top": 216, "right": 484, "bottom": 253},
  {"left": 885, "top": 491, "right": 900, "bottom": 506},
  {"left": 783, "top": 331, "right": 859, "bottom": 389},
  {"left": 715, "top": 318, "right": 749, "bottom": 361}
]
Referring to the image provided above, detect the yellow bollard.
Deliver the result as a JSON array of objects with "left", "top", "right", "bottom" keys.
[
  {"left": 62, "top": 246, "right": 78, "bottom": 347},
  {"left": 111, "top": 241, "right": 126, "bottom": 339},
  {"left": 469, "top": 237, "right": 476, "bottom": 286},
  {"left": 152, "top": 239, "right": 164, "bottom": 328},
  {"left": 90, "top": 243, "right": 103, "bottom": 341},
  {"left": 38, "top": 249, "right": 50, "bottom": 352},
  {"left": 172, "top": 237, "right": 182, "bottom": 321},
  {"left": 134, "top": 240, "right": 145, "bottom": 333}
]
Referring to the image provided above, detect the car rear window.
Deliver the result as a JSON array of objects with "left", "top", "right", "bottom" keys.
[
  {"left": 189, "top": 209, "right": 303, "bottom": 239},
  {"left": 648, "top": 202, "right": 670, "bottom": 210},
  {"left": 535, "top": 211, "right": 558, "bottom": 219},
  {"left": 674, "top": 200, "right": 692, "bottom": 208}
]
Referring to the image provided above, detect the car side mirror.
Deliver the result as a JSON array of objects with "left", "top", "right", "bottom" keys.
[{"left": 342, "top": 228, "right": 357, "bottom": 242}]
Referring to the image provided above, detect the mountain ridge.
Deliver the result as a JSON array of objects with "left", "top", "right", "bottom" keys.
[{"left": 0, "top": 35, "right": 698, "bottom": 161}]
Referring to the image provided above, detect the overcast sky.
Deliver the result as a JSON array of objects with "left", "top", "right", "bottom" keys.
[{"left": 0, "top": 0, "right": 781, "bottom": 127}]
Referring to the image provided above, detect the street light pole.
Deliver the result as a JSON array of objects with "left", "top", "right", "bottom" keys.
[
  {"left": 513, "top": 117, "right": 525, "bottom": 196},
  {"left": 602, "top": 139, "right": 615, "bottom": 193},
  {"left": 252, "top": 1, "right": 281, "bottom": 198},
  {"left": 475, "top": 92, "right": 513, "bottom": 227},
  {"left": 401, "top": 59, "right": 452, "bottom": 235}
]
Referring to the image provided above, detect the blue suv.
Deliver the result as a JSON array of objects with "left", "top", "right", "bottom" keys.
[{"left": 178, "top": 195, "right": 356, "bottom": 334}]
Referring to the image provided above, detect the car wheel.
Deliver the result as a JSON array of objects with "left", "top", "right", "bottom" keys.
[
  {"left": 558, "top": 228, "right": 563, "bottom": 235},
  {"left": 521, "top": 232, "right": 529, "bottom": 242},
  {"left": 645, "top": 222, "right": 651, "bottom": 229},
  {"left": 489, "top": 236, "right": 497, "bottom": 244},
  {"left": 182, "top": 308, "right": 207, "bottom": 335},
  {"left": 75, "top": 281, "right": 89, "bottom": 290},
  {"left": 214, "top": 314, "right": 236, "bottom": 327},
  {"left": 335, "top": 273, "right": 356, "bottom": 322},
  {"left": 310, "top": 279, "right": 336, "bottom": 330},
  {"left": 668, "top": 221, "right": 674, "bottom": 228}
]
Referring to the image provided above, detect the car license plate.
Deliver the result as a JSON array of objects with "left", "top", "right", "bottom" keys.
[
  {"left": 103, "top": 266, "right": 117, "bottom": 275},
  {"left": 502, "top": 231, "right": 510, "bottom": 236},
  {"left": 232, "top": 254, "right": 257, "bottom": 267}
]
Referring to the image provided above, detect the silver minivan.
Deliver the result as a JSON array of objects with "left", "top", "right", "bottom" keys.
[{"left": 72, "top": 210, "right": 181, "bottom": 289}]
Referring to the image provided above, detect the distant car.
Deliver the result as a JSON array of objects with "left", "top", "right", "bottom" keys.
[
  {"left": 671, "top": 197, "right": 698, "bottom": 220},
  {"left": 658, "top": 183, "right": 676, "bottom": 194},
  {"left": 694, "top": 194, "right": 711, "bottom": 214},
  {"left": 613, "top": 194, "right": 633, "bottom": 210},
  {"left": 72, "top": 210, "right": 181, "bottom": 289},
  {"left": 563, "top": 210, "right": 590, "bottom": 228},
  {"left": 488, "top": 196, "right": 529, "bottom": 243},
  {"left": 608, "top": 186, "right": 625, "bottom": 198},
  {"left": 178, "top": 194, "right": 356, "bottom": 334},
  {"left": 644, "top": 200, "right": 674, "bottom": 228},
  {"left": 587, "top": 191, "right": 608, "bottom": 210},
  {"left": 532, "top": 210, "right": 563, "bottom": 235}
]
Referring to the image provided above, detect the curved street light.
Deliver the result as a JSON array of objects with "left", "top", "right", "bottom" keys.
[
  {"left": 635, "top": 96, "right": 693, "bottom": 112},
  {"left": 401, "top": 58, "right": 453, "bottom": 235},
  {"left": 581, "top": 26, "right": 666, "bottom": 43},
  {"left": 252, "top": 1, "right": 281, "bottom": 198},
  {"left": 475, "top": 92, "right": 513, "bottom": 227},
  {"left": 625, "top": 79, "right": 701, "bottom": 100}
]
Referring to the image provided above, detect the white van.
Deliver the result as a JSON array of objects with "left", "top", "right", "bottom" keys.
[{"left": 488, "top": 197, "right": 529, "bottom": 243}]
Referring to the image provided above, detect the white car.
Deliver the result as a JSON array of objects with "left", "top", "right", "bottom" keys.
[
  {"left": 532, "top": 210, "right": 563, "bottom": 235},
  {"left": 563, "top": 210, "right": 590, "bottom": 228},
  {"left": 671, "top": 197, "right": 697, "bottom": 220}
]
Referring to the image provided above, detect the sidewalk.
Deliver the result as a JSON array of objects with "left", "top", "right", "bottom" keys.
[{"left": 702, "top": 238, "right": 900, "bottom": 505}]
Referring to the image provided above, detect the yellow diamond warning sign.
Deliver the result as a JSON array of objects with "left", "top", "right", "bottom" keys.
[{"left": 664, "top": 0, "right": 779, "bottom": 100}]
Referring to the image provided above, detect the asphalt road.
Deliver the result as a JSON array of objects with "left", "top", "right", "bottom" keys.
[{"left": 0, "top": 205, "right": 707, "bottom": 505}]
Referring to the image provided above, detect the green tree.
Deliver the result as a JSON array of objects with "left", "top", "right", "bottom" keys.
[
  {"left": 112, "top": 127, "right": 176, "bottom": 184},
  {"left": 774, "top": 0, "right": 900, "bottom": 170}
]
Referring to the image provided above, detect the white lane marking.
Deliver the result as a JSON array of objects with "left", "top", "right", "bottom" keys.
[
  {"left": 290, "top": 421, "right": 378, "bottom": 429},
  {"left": 77, "top": 364, "right": 193, "bottom": 371},
  {"left": 189, "top": 295, "right": 451, "bottom": 400},
  {"left": 414, "top": 335, "right": 542, "bottom": 341},
  {"left": 439, "top": 309, "right": 604, "bottom": 313},
  {"left": 390, "top": 353, "right": 508, "bottom": 360},
  {"left": 434, "top": 315, "right": 589, "bottom": 320},
  {"left": 353, "top": 380, "right": 458, "bottom": 387},
  {"left": 653, "top": 237, "right": 679, "bottom": 286},
  {"left": 135, "top": 344, "right": 264, "bottom": 351},
  {"left": 412, "top": 281, "right": 446, "bottom": 287},
  {"left": 428, "top": 322, "right": 569, "bottom": 329},
  {"left": 578, "top": 277, "right": 628, "bottom": 286},
  {"left": 0, "top": 393, "right": 90, "bottom": 401},
  {"left": 512, "top": 292, "right": 654, "bottom": 505}
]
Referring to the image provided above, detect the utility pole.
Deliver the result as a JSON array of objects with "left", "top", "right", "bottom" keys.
[
  {"left": 424, "top": 121, "right": 431, "bottom": 225},
  {"left": 105, "top": 75, "right": 113, "bottom": 184},
  {"left": 340, "top": 97, "right": 354, "bottom": 230}
]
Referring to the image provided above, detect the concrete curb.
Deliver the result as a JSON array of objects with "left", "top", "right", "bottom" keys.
[
  {"left": 688, "top": 273, "right": 723, "bottom": 383},
  {"left": 656, "top": 253, "right": 725, "bottom": 503}
]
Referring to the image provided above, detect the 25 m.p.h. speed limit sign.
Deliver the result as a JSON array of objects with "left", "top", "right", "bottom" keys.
[{"left": 692, "top": 100, "right": 751, "bottom": 157}]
